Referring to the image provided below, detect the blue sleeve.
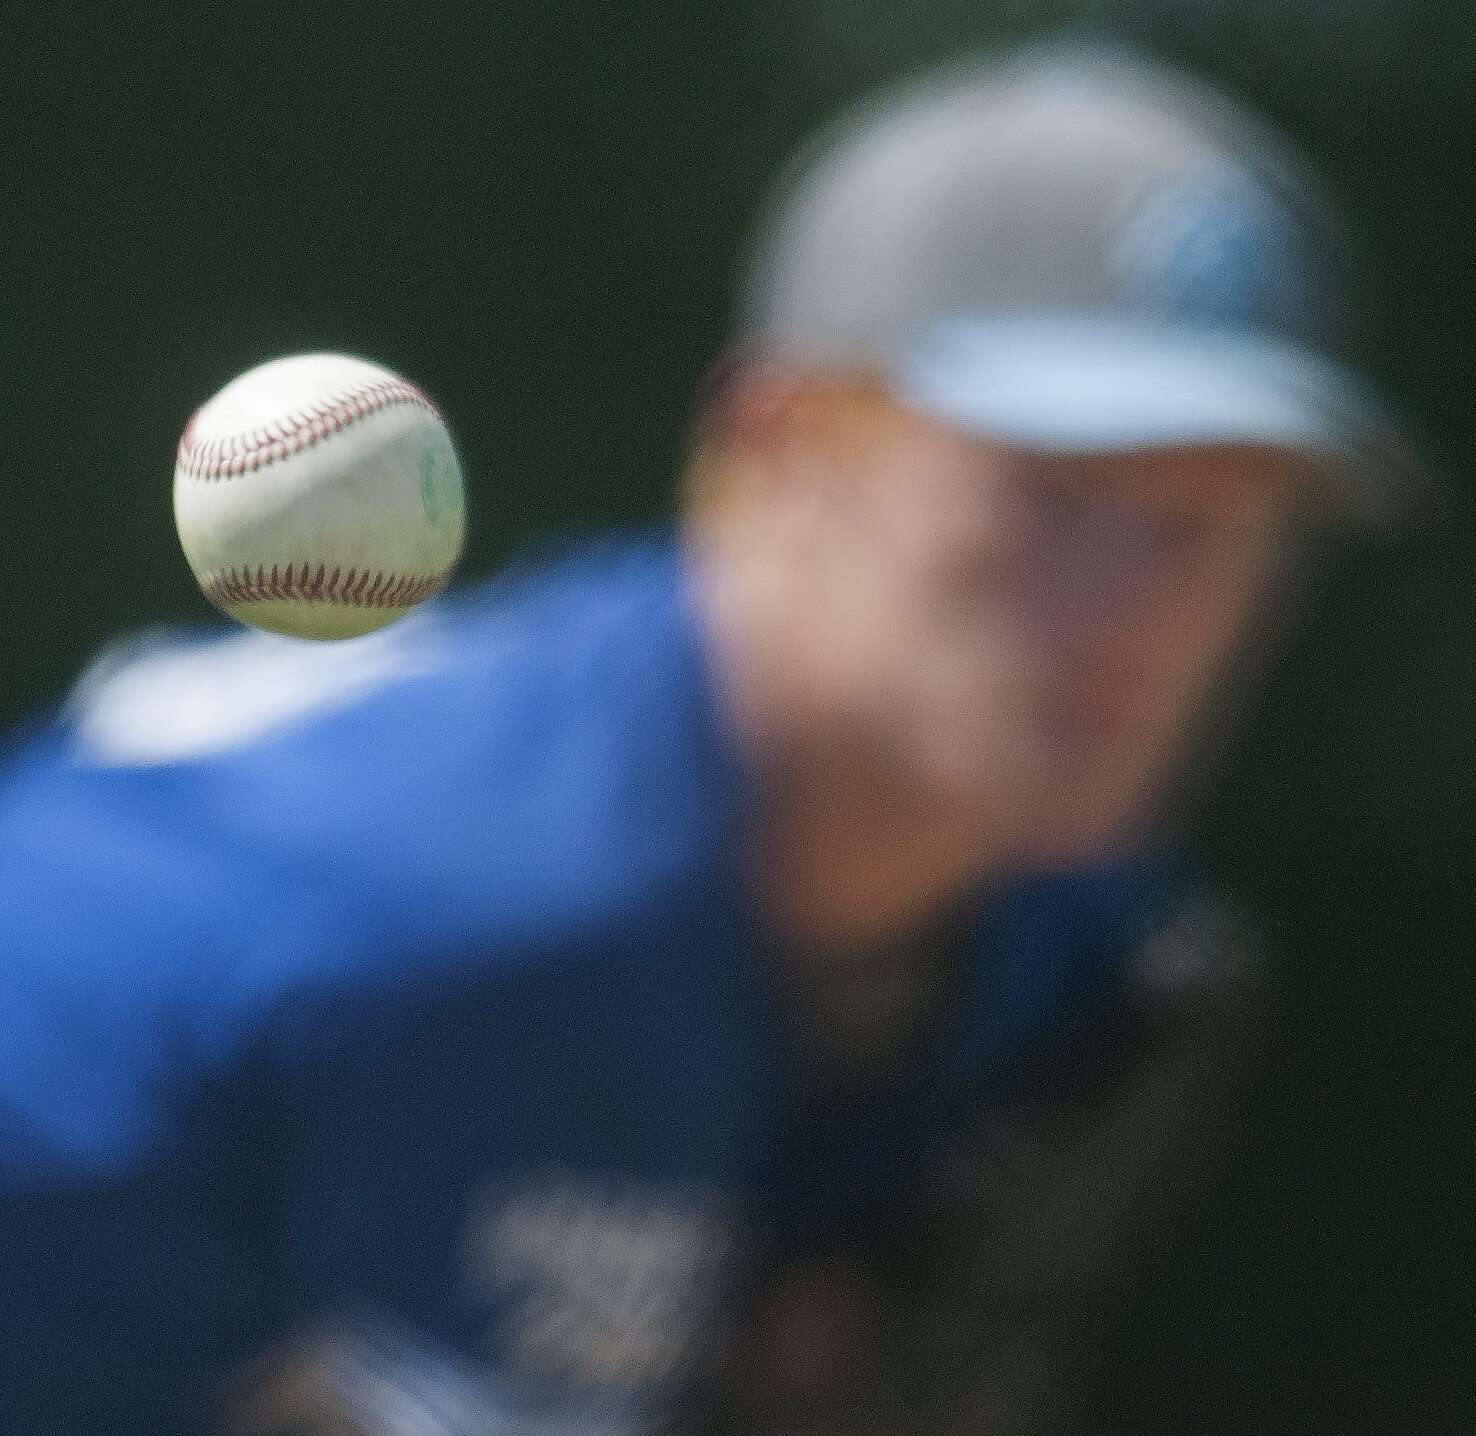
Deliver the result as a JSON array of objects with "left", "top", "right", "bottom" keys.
[
  {"left": 0, "top": 730, "right": 300, "bottom": 1431},
  {"left": 0, "top": 1151, "right": 287, "bottom": 1432},
  {"left": 0, "top": 540, "right": 739, "bottom": 1432}
]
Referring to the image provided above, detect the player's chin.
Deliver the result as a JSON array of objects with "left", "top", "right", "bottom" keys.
[
  {"left": 1011, "top": 766, "right": 1159, "bottom": 869},
  {"left": 1014, "top": 819, "right": 1125, "bottom": 871},
  {"left": 903, "top": 722, "right": 1156, "bottom": 865},
  {"left": 903, "top": 712, "right": 1049, "bottom": 803}
]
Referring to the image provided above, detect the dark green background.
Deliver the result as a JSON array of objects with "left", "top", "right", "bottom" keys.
[{"left": 4, "top": 3, "right": 1472, "bottom": 1428}]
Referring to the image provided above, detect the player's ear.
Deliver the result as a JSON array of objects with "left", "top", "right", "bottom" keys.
[
  {"left": 684, "top": 353, "right": 827, "bottom": 527},
  {"left": 693, "top": 350, "right": 889, "bottom": 466},
  {"left": 684, "top": 353, "right": 896, "bottom": 528},
  {"left": 693, "top": 348, "right": 815, "bottom": 460}
]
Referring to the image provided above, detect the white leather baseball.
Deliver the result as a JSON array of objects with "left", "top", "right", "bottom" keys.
[{"left": 173, "top": 353, "right": 465, "bottom": 640}]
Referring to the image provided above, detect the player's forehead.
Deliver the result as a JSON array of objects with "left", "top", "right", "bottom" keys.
[
  {"left": 849, "top": 389, "right": 1307, "bottom": 518},
  {"left": 997, "top": 442, "right": 1306, "bottom": 519}
]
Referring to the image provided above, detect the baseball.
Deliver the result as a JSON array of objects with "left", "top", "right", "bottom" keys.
[{"left": 173, "top": 353, "right": 465, "bottom": 640}]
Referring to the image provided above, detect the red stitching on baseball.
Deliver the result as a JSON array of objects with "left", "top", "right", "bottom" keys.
[
  {"left": 197, "top": 563, "right": 454, "bottom": 611},
  {"left": 176, "top": 374, "right": 439, "bottom": 481}
]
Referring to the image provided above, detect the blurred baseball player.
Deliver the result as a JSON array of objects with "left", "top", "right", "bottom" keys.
[{"left": 0, "top": 43, "right": 1418, "bottom": 1436}]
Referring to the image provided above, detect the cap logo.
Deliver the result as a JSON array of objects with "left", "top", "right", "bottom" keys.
[{"left": 1114, "top": 172, "right": 1321, "bottom": 340}]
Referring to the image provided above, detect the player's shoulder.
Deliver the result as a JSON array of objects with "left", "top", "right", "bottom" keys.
[
  {"left": 56, "top": 530, "right": 703, "bottom": 767},
  {"left": 0, "top": 533, "right": 741, "bottom": 1174},
  {"left": 0, "top": 530, "right": 738, "bottom": 987}
]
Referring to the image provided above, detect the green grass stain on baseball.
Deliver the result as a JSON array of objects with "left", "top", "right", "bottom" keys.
[{"left": 420, "top": 445, "right": 461, "bottom": 526}]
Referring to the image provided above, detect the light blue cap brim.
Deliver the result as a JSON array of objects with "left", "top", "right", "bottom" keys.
[{"left": 894, "top": 317, "right": 1420, "bottom": 519}]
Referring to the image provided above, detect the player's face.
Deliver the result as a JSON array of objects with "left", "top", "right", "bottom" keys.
[{"left": 800, "top": 389, "right": 1303, "bottom": 865}]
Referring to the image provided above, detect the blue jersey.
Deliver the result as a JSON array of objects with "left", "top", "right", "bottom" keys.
[{"left": 0, "top": 535, "right": 1173, "bottom": 1434}]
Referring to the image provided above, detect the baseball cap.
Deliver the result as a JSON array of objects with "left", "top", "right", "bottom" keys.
[{"left": 739, "top": 42, "right": 1422, "bottom": 521}]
